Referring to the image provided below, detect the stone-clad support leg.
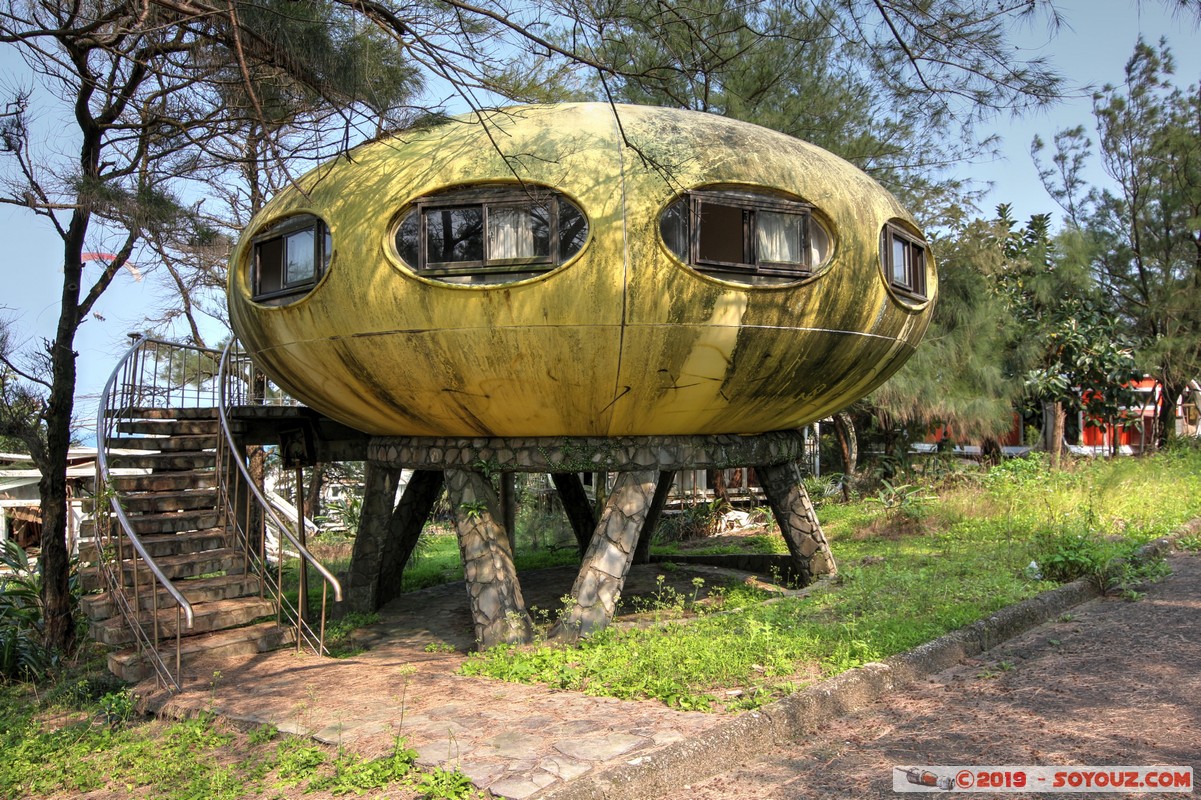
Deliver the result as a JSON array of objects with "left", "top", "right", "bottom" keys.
[
  {"left": 551, "top": 472, "right": 595, "bottom": 556},
  {"left": 444, "top": 469, "right": 533, "bottom": 647},
  {"left": 757, "top": 460, "right": 837, "bottom": 586},
  {"left": 376, "top": 470, "right": 444, "bottom": 608},
  {"left": 343, "top": 463, "right": 403, "bottom": 614},
  {"left": 551, "top": 470, "right": 657, "bottom": 642},
  {"left": 633, "top": 470, "right": 675, "bottom": 565}
]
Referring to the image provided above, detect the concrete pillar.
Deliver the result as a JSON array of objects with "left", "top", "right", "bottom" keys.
[
  {"left": 343, "top": 463, "right": 402, "bottom": 614},
  {"left": 499, "top": 472, "right": 517, "bottom": 551},
  {"left": 551, "top": 472, "right": 595, "bottom": 556},
  {"left": 376, "top": 469, "right": 444, "bottom": 609},
  {"left": 444, "top": 469, "right": 533, "bottom": 647},
  {"left": 550, "top": 469, "right": 657, "bottom": 642},
  {"left": 633, "top": 470, "right": 675, "bottom": 564},
  {"left": 757, "top": 460, "right": 837, "bottom": 586}
]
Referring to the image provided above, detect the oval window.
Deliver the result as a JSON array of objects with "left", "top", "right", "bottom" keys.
[
  {"left": 660, "top": 189, "right": 831, "bottom": 286},
  {"left": 251, "top": 214, "right": 331, "bottom": 303},
  {"left": 880, "top": 221, "right": 929, "bottom": 302},
  {"left": 395, "top": 186, "right": 588, "bottom": 285}
]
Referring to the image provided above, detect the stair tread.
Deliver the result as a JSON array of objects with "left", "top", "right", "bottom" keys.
[
  {"left": 117, "top": 547, "right": 239, "bottom": 569},
  {"left": 108, "top": 407, "right": 220, "bottom": 419},
  {"left": 81, "top": 574, "right": 264, "bottom": 620},
  {"left": 110, "top": 471, "right": 218, "bottom": 490},
  {"left": 95, "top": 596, "right": 275, "bottom": 632},
  {"left": 107, "top": 621, "right": 293, "bottom": 666},
  {"left": 83, "top": 573, "right": 261, "bottom": 604},
  {"left": 127, "top": 508, "right": 221, "bottom": 523}
]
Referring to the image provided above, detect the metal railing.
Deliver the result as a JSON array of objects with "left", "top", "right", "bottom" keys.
[
  {"left": 94, "top": 336, "right": 341, "bottom": 691},
  {"left": 216, "top": 341, "right": 341, "bottom": 655},
  {"left": 95, "top": 337, "right": 214, "bottom": 691}
]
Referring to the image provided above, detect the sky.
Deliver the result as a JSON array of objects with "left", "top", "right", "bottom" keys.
[{"left": 1, "top": 1, "right": 1199, "bottom": 441}]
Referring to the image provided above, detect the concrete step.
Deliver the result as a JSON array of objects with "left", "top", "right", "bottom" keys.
[
  {"left": 92, "top": 596, "right": 277, "bottom": 646},
  {"left": 107, "top": 407, "right": 219, "bottom": 420},
  {"left": 121, "top": 488, "right": 218, "bottom": 514},
  {"left": 108, "top": 452, "right": 215, "bottom": 471},
  {"left": 116, "top": 419, "right": 220, "bottom": 436},
  {"left": 110, "top": 470, "right": 218, "bottom": 492},
  {"left": 81, "top": 548, "right": 244, "bottom": 591},
  {"left": 108, "top": 434, "right": 219, "bottom": 452},
  {"left": 107, "top": 621, "right": 294, "bottom": 683},
  {"left": 133, "top": 528, "right": 230, "bottom": 560},
  {"left": 126, "top": 509, "right": 221, "bottom": 535},
  {"left": 81, "top": 573, "right": 264, "bottom": 620}
]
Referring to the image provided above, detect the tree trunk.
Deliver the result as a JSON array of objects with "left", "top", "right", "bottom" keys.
[
  {"left": 39, "top": 269, "right": 83, "bottom": 654},
  {"left": 1042, "top": 399, "right": 1066, "bottom": 469},
  {"left": 1157, "top": 380, "right": 1182, "bottom": 450},
  {"left": 305, "top": 463, "right": 326, "bottom": 523},
  {"left": 832, "top": 411, "right": 857, "bottom": 480}
]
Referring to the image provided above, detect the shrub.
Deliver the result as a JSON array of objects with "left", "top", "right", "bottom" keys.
[{"left": 0, "top": 541, "right": 52, "bottom": 682}]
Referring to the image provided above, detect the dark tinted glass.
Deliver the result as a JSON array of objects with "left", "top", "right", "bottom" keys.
[
  {"left": 697, "top": 202, "right": 746, "bottom": 264},
  {"left": 426, "top": 206, "right": 484, "bottom": 263},
  {"left": 659, "top": 199, "right": 688, "bottom": 259}
]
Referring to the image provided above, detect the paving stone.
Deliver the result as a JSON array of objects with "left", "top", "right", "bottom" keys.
[
  {"left": 487, "top": 776, "right": 548, "bottom": 799},
  {"left": 485, "top": 731, "right": 546, "bottom": 758},
  {"left": 415, "top": 738, "right": 474, "bottom": 765},
  {"left": 553, "top": 733, "right": 651, "bottom": 762},
  {"left": 537, "top": 755, "right": 592, "bottom": 781},
  {"left": 312, "top": 722, "right": 353, "bottom": 743}
]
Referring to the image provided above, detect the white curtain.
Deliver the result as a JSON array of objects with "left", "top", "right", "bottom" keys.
[
  {"left": 284, "top": 229, "right": 316, "bottom": 283},
  {"left": 757, "top": 212, "right": 802, "bottom": 264},
  {"left": 809, "top": 219, "right": 830, "bottom": 265},
  {"left": 490, "top": 207, "right": 536, "bottom": 259}
]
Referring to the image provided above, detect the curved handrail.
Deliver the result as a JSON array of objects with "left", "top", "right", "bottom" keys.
[
  {"left": 95, "top": 337, "right": 196, "bottom": 630},
  {"left": 216, "top": 342, "right": 342, "bottom": 603}
]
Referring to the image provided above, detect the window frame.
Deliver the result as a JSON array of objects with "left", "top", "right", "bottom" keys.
[
  {"left": 251, "top": 214, "right": 331, "bottom": 303},
  {"left": 662, "top": 189, "right": 827, "bottom": 282},
  {"left": 880, "top": 223, "right": 928, "bottom": 301},
  {"left": 396, "top": 186, "right": 587, "bottom": 281}
]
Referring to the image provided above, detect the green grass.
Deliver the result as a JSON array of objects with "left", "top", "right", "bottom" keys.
[
  {"left": 400, "top": 531, "right": 579, "bottom": 592},
  {"left": 461, "top": 449, "right": 1201, "bottom": 712},
  {"left": 0, "top": 660, "right": 481, "bottom": 800}
]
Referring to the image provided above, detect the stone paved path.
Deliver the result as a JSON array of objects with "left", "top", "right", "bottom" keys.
[{"left": 141, "top": 563, "right": 740, "bottom": 799}]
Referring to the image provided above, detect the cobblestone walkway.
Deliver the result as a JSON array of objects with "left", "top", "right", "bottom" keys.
[{"left": 142, "top": 563, "right": 740, "bottom": 799}]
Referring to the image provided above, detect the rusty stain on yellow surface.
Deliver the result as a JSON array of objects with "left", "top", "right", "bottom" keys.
[{"left": 228, "top": 103, "right": 936, "bottom": 437}]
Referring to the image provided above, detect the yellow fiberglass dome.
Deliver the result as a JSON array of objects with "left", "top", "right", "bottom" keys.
[{"left": 227, "top": 103, "right": 937, "bottom": 437}]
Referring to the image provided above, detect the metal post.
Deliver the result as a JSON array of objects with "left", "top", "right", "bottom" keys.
[{"left": 294, "top": 464, "right": 306, "bottom": 651}]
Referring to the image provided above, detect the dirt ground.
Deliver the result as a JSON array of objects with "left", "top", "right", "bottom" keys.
[{"left": 653, "top": 551, "right": 1201, "bottom": 800}]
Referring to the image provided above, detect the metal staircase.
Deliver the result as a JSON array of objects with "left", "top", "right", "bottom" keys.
[{"left": 90, "top": 338, "right": 340, "bottom": 690}]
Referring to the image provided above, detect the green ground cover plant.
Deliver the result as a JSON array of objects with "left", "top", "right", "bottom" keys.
[
  {"left": 0, "top": 658, "right": 481, "bottom": 800},
  {"left": 461, "top": 449, "right": 1201, "bottom": 712}
]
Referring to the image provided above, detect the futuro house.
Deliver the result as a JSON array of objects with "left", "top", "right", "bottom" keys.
[{"left": 227, "top": 103, "right": 936, "bottom": 437}]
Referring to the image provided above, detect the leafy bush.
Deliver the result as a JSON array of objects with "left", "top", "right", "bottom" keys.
[
  {"left": 0, "top": 540, "right": 52, "bottom": 682},
  {"left": 982, "top": 452, "right": 1051, "bottom": 492},
  {"left": 1032, "top": 527, "right": 1165, "bottom": 592},
  {"left": 864, "top": 479, "right": 936, "bottom": 521},
  {"left": 658, "top": 499, "right": 730, "bottom": 541},
  {"left": 416, "top": 765, "right": 476, "bottom": 799}
]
